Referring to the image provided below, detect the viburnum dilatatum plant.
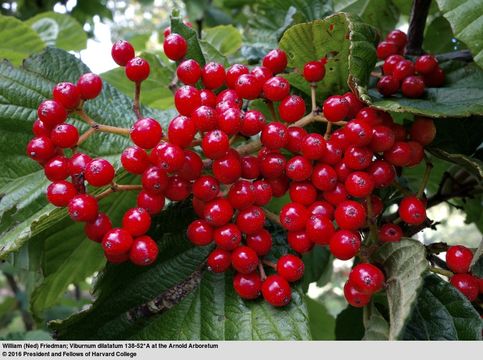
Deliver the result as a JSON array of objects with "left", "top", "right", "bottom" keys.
[{"left": 19, "top": 4, "right": 482, "bottom": 341}]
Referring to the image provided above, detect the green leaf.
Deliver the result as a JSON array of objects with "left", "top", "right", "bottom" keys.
[
  {"left": 430, "top": 116, "right": 483, "bottom": 155},
  {"left": 435, "top": 0, "right": 483, "bottom": 69},
  {"left": 102, "top": 52, "right": 176, "bottom": 110},
  {"left": 0, "top": 47, "right": 166, "bottom": 259},
  {"left": 301, "top": 245, "right": 333, "bottom": 292},
  {"left": 203, "top": 25, "right": 242, "bottom": 55},
  {"left": 25, "top": 12, "right": 87, "bottom": 51},
  {"left": 0, "top": 15, "right": 45, "bottom": 65},
  {"left": 366, "top": 63, "right": 483, "bottom": 117},
  {"left": 470, "top": 240, "right": 483, "bottom": 276},
  {"left": 427, "top": 148, "right": 483, "bottom": 179},
  {"left": 305, "top": 296, "right": 335, "bottom": 340},
  {"left": 279, "top": 13, "right": 379, "bottom": 101},
  {"left": 335, "top": 305, "right": 364, "bottom": 340},
  {"left": 50, "top": 203, "right": 311, "bottom": 340},
  {"left": 362, "top": 303, "right": 389, "bottom": 340},
  {"left": 334, "top": 0, "right": 400, "bottom": 35},
  {"left": 463, "top": 196, "right": 483, "bottom": 233},
  {"left": 170, "top": 14, "right": 205, "bottom": 65},
  {"left": 423, "top": 16, "right": 466, "bottom": 54},
  {"left": 403, "top": 275, "right": 482, "bottom": 340},
  {"left": 371, "top": 239, "right": 428, "bottom": 340}
]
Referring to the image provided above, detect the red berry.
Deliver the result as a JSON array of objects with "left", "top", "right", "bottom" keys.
[
  {"left": 267, "top": 176, "right": 290, "bottom": 197},
  {"left": 77, "top": 73, "right": 103, "bottom": 99},
  {"left": 262, "top": 49, "right": 287, "bottom": 74},
  {"left": 383, "top": 54, "right": 404, "bottom": 75},
  {"left": 401, "top": 75, "right": 425, "bottom": 98},
  {"left": 312, "top": 163, "right": 337, "bottom": 191},
  {"left": 386, "top": 30, "right": 407, "bottom": 49},
  {"left": 105, "top": 252, "right": 129, "bottom": 264},
  {"left": 53, "top": 82, "right": 81, "bottom": 109},
  {"left": 253, "top": 180, "right": 273, "bottom": 206},
  {"left": 246, "top": 229, "right": 272, "bottom": 256},
  {"left": 240, "top": 155, "right": 261, "bottom": 179},
  {"left": 33, "top": 119, "right": 50, "bottom": 137},
  {"left": 377, "top": 41, "right": 399, "bottom": 60},
  {"left": 192, "top": 105, "right": 217, "bottom": 132},
  {"left": 233, "top": 272, "right": 262, "bottom": 299},
  {"left": 111, "top": 40, "right": 135, "bottom": 66},
  {"left": 407, "top": 140, "right": 425, "bottom": 167},
  {"left": 231, "top": 246, "right": 259, "bottom": 274},
  {"left": 122, "top": 207, "right": 151, "bottom": 236},
  {"left": 218, "top": 108, "right": 243, "bottom": 136},
  {"left": 323, "top": 95, "right": 349, "bottom": 122},
  {"left": 263, "top": 76, "right": 290, "bottom": 101},
  {"left": 202, "top": 62, "right": 225, "bottom": 89},
  {"left": 201, "top": 130, "right": 229, "bottom": 159},
  {"left": 68, "top": 194, "right": 99, "bottom": 222},
  {"left": 50, "top": 123, "right": 79, "bottom": 148},
  {"left": 349, "top": 263, "right": 385, "bottom": 294},
  {"left": 409, "top": 117, "right": 436, "bottom": 146},
  {"left": 286, "top": 126, "right": 308, "bottom": 154},
  {"left": 121, "top": 146, "right": 150, "bottom": 175},
  {"left": 308, "top": 200, "right": 334, "bottom": 219},
  {"left": 199, "top": 89, "right": 217, "bottom": 107},
  {"left": 306, "top": 214, "right": 335, "bottom": 245},
  {"left": 377, "top": 75, "right": 399, "bottom": 96},
  {"left": 384, "top": 141, "right": 412, "bottom": 167},
  {"left": 129, "top": 235, "right": 158, "bottom": 266},
  {"left": 289, "top": 181, "right": 317, "bottom": 206},
  {"left": 301, "top": 133, "right": 327, "bottom": 160},
  {"left": 393, "top": 60, "right": 415, "bottom": 82},
  {"left": 368, "top": 159, "right": 395, "bottom": 188},
  {"left": 335, "top": 200, "right": 367, "bottom": 230},
  {"left": 370, "top": 125, "right": 395, "bottom": 152},
  {"left": 85, "top": 212, "right": 112, "bottom": 242},
  {"left": 84, "top": 158, "right": 115, "bottom": 187},
  {"left": 44, "top": 156, "right": 70, "bottom": 181},
  {"left": 277, "top": 254, "right": 304, "bottom": 282},
  {"left": 207, "top": 248, "right": 231, "bottom": 273},
  {"left": 322, "top": 182, "right": 348, "bottom": 206},
  {"left": 344, "top": 281, "right": 371, "bottom": 307},
  {"left": 164, "top": 175, "right": 191, "bottom": 201},
  {"left": 130, "top": 117, "right": 163, "bottom": 149},
  {"left": 236, "top": 205, "right": 265, "bottom": 235},
  {"left": 235, "top": 73, "right": 262, "bottom": 100},
  {"left": 330, "top": 230, "right": 361, "bottom": 260},
  {"left": 47, "top": 181, "right": 77, "bottom": 207},
  {"left": 344, "top": 119, "right": 374, "bottom": 147},
  {"left": 303, "top": 60, "right": 325, "bottom": 82},
  {"left": 152, "top": 142, "right": 185, "bottom": 173},
  {"left": 399, "top": 196, "right": 426, "bottom": 225},
  {"left": 280, "top": 202, "right": 308, "bottom": 232},
  {"left": 415, "top": 55, "right": 438, "bottom": 75},
  {"left": 174, "top": 85, "right": 201, "bottom": 116},
  {"left": 240, "top": 110, "right": 265, "bottom": 136},
  {"left": 125, "top": 57, "right": 150, "bottom": 82},
  {"left": 69, "top": 152, "right": 92, "bottom": 176},
  {"left": 176, "top": 59, "right": 202, "bottom": 85},
  {"left": 251, "top": 66, "right": 273, "bottom": 87},
  {"left": 450, "top": 274, "right": 479, "bottom": 301},
  {"left": 141, "top": 166, "right": 169, "bottom": 195},
  {"left": 136, "top": 191, "right": 165, "bottom": 215},
  {"left": 37, "top": 100, "right": 67, "bottom": 128},
  {"left": 286, "top": 156, "right": 312, "bottom": 181},
  {"left": 446, "top": 245, "right": 473, "bottom": 274},
  {"left": 204, "top": 197, "right": 234, "bottom": 227},
  {"left": 287, "top": 231, "right": 313, "bottom": 253},
  {"left": 187, "top": 219, "right": 214, "bottom": 246},
  {"left": 279, "top": 95, "right": 306, "bottom": 123},
  {"left": 345, "top": 171, "right": 375, "bottom": 198},
  {"left": 212, "top": 150, "right": 242, "bottom": 184},
  {"left": 163, "top": 33, "right": 187, "bottom": 61},
  {"left": 378, "top": 223, "right": 403, "bottom": 242},
  {"left": 27, "top": 136, "right": 56, "bottom": 162},
  {"left": 102, "top": 228, "right": 133, "bottom": 256},
  {"left": 228, "top": 179, "right": 256, "bottom": 209},
  {"left": 262, "top": 274, "right": 291, "bottom": 307},
  {"left": 167, "top": 115, "right": 196, "bottom": 148},
  {"left": 213, "top": 223, "right": 242, "bottom": 251},
  {"left": 343, "top": 92, "right": 365, "bottom": 118},
  {"left": 193, "top": 175, "right": 220, "bottom": 202},
  {"left": 226, "top": 63, "right": 249, "bottom": 89},
  {"left": 261, "top": 122, "right": 288, "bottom": 150},
  {"left": 423, "top": 66, "right": 445, "bottom": 87}
]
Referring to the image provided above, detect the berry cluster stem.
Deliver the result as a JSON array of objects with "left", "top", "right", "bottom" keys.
[
  {"left": 96, "top": 182, "right": 143, "bottom": 200},
  {"left": 310, "top": 84, "right": 317, "bottom": 112},
  {"left": 267, "top": 100, "right": 278, "bottom": 121},
  {"left": 133, "top": 81, "right": 142, "bottom": 119},
  {"left": 76, "top": 110, "right": 131, "bottom": 136},
  {"left": 258, "top": 262, "right": 267, "bottom": 281},
  {"left": 365, "top": 195, "right": 378, "bottom": 245},
  {"left": 417, "top": 157, "right": 433, "bottom": 198},
  {"left": 263, "top": 208, "right": 282, "bottom": 226},
  {"left": 429, "top": 267, "right": 453, "bottom": 278},
  {"left": 76, "top": 127, "right": 96, "bottom": 147}
]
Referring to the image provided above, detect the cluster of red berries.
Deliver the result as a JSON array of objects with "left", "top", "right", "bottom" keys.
[
  {"left": 445, "top": 245, "right": 483, "bottom": 301},
  {"left": 376, "top": 29, "right": 445, "bottom": 98}
]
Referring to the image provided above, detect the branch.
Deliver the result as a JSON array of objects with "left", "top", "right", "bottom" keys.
[
  {"left": 4, "top": 272, "right": 34, "bottom": 331},
  {"left": 133, "top": 82, "right": 142, "bottom": 120},
  {"left": 96, "top": 183, "right": 143, "bottom": 200},
  {"left": 405, "top": 0, "right": 432, "bottom": 55}
]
